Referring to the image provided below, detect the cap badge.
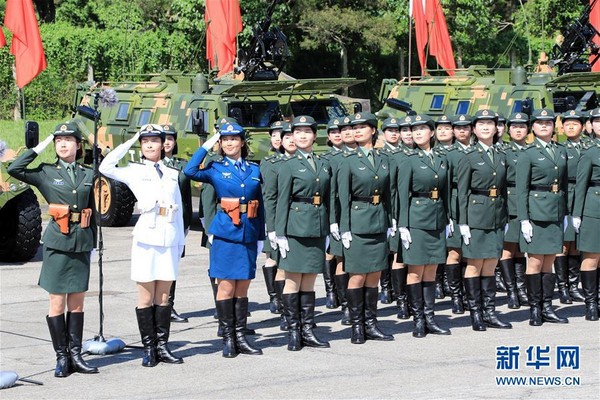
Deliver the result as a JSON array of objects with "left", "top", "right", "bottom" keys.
[
  {"left": 482, "top": 110, "right": 489, "bottom": 116},
  {"left": 334, "top": 119, "right": 339, "bottom": 124},
  {"left": 516, "top": 113, "right": 522, "bottom": 118},
  {"left": 459, "top": 115, "right": 465, "bottom": 121},
  {"left": 60, "top": 125, "right": 68, "bottom": 131},
  {"left": 569, "top": 110, "right": 575, "bottom": 115},
  {"left": 226, "top": 124, "right": 234, "bottom": 131},
  {"left": 415, "top": 115, "right": 422, "bottom": 121},
  {"left": 541, "top": 110, "right": 548, "bottom": 116},
  {"left": 405, "top": 117, "right": 411, "bottom": 122},
  {"left": 391, "top": 118, "right": 396, "bottom": 123}
]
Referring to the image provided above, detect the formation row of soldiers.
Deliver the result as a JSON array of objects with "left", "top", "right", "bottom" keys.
[{"left": 182, "top": 107, "right": 599, "bottom": 353}]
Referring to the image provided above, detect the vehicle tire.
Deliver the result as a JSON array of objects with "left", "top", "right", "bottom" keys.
[
  {"left": 0, "top": 189, "right": 42, "bottom": 262},
  {"left": 95, "top": 176, "right": 136, "bottom": 227}
]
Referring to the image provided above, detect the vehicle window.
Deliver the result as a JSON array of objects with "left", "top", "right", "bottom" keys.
[
  {"left": 455, "top": 100, "right": 470, "bottom": 115},
  {"left": 116, "top": 103, "right": 130, "bottom": 120},
  {"left": 430, "top": 95, "right": 445, "bottom": 111},
  {"left": 290, "top": 99, "right": 346, "bottom": 124},
  {"left": 138, "top": 110, "right": 152, "bottom": 126},
  {"left": 512, "top": 100, "right": 523, "bottom": 113},
  {"left": 227, "top": 101, "right": 281, "bottom": 128}
]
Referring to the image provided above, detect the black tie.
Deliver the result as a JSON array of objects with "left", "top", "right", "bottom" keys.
[{"left": 154, "top": 163, "right": 163, "bottom": 179}]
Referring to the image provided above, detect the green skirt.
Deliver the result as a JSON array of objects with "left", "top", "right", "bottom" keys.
[
  {"left": 279, "top": 236, "right": 326, "bottom": 274},
  {"left": 463, "top": 228, "right": 504, "bottom": 259},
  {"left": 503, "top": 218, "right": 521, "bottom": 244},
  {"left": 519, "top": 221, "right": 563, "bottom": 255},
  {"left": 343, "top": 233, "right": 388, "bottom": 273},
  {"left": 563, "top": 215, "right": 577, "bottom": 242},
  {"left": 40, "top": 246, "right": 91, "bottom": 294},
  {"left": 403, "top": 228, "right": 446, "bottom": 266},
  {"left": 577, "top": 216, "right": 600, "bottom": 253},
  {"left": 328, "top": 235, "right": 344, "bottom": 257},
  {"left": 446, "top": 218, "right": 462, "bottom": 249}
]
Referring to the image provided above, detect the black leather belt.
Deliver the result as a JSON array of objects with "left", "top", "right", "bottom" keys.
[
  {"left": 292, "top": 196, "right": 322, "bottom": 206},
  {"left": 412, "top": 190, "right": 440, "bottom": 199},
  {"left": 451, "top": 182, "right": 458, "bottom": 189},
  {"left": 530, "top": 184, "right": 560, "bottom": 193},
  {"left": 590, "top": 181, "right": 600, "bottom": 187},
  {"left": 352, "top": 195, "right": 381, "bottom": 205},
  {"left": 471, "top": 188, "right": 499, "bottom": 197},
  {"left": 568, "top": 178, "right": 577, "bottom": 184}
]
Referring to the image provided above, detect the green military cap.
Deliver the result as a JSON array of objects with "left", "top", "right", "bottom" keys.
[
  {"left": 506, "top": 112, "right": 529, "bottom": 126},
  {"left": 452, "top": 114, "right": 472, "bottom": 126},
  {"left": 351, "top": 112, "right": 378, "bottom": 128},
  {"left": 53, "top": 122, "right": 82, "bottom": 141},
  {"left": 291, "top": 115, "right": 317, "bottom": 132},
  {"left": 530, "top": 108, "right": 556, "bottom": 122},
  {"left": 338, "top": 116, "right": 352, "bottom": 127},
  {"left": 399, "top": 115, "right": 412, "bottom": 128},
  {"left": 327, "top": 117, "right": 341, "bottom": 132},
  {"left": 162, "top": 124, "right": 177, "bottom": 137},
  {"left": 280, "top": 122, "right": 292, "bottom": 137},
  {"left": 472, "top": 109, "right": 498, "bottom": 124},
  {"left": 138, "top": 123, "right": 166, "bottom": 141},
  {"left": 435, "top": 115, "right": 452, "bottom": 126},
  {"left": 589, "top": 107, "right": 600, "bottom": 121},
  {"left": 410, "top": 114, "right": 435, "bottom": 130},
  {"left": 561, "top": 109, "right": 585, "bottom": 123},
  {"left": 381, "top": 117, "right": 400, "bottom": 130},
  {"left": 269, "top": 120, "right": 285, "bottom": 132},
  {"left": 496, "top": 113, "right": 506, "bottom": 124}
]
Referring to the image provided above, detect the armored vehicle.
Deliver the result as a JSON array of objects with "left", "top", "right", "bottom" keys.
[{"left": 0, "top": 141, "right": 42, "bottom": 262}]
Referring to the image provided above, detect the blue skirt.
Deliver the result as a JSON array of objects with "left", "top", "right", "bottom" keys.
[{"left": 209, "top": 238, "right": 258, "bottom": 280}]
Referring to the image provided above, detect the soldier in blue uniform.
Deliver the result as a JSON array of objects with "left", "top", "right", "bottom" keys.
[
  {"left": 572, "top": 107, "right": 600, "bottom": 321},
  {"left": 397, "top": 114, "right": 452, "bottom": 338},
  {"left": 185, "top": 123, "right": 265, "bottom": 358},
  {"left": 517, "top": 109, "right": 569, "bottom": 326},
  {"left": 8, "top": 122, "right": 99, "bottom": 377},
  {"left": 555, "top": 110, "right": 587, "bottom": 304},
  {"left": 457, "top": 110, "right": 512, "bottom": 331}
]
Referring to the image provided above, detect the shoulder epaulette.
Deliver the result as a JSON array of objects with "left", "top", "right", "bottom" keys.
[
  {"left": 248, "top": 160, "right": 259, "bottom": 166},
  {"left": 524, "top": 142, "right": 538, "bottom": 150},
  {"left": 555, "top": 141, "right": 565, "bottom": 148},
  {"left": 462, "top": 146, "right": 477, "bottom": 155},
  {"left": 342, "top": 151, "right": 356, "bottom": 158}
]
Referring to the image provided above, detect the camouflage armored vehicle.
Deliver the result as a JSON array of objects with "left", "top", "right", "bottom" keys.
[
  {"left": 0, "top": 141, "right": 42, "bottom": 262},
  {"left": 378, "top": 2, "right": 600, "bottom": 120}
]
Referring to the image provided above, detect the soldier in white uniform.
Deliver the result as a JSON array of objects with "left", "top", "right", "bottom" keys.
[{"left": 99, "top": 124, "right": 185, "bottom": 367}]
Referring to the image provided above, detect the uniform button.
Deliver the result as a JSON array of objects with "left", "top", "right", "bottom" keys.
[
  {"left": 315, "top": 192, "right": 319, "bottom": 195},
  {"left": 507, "top": 190, "right": 511, "bottom": 194},
  {"left": 416, "top": 201, "right": 420, "bottom": 205},
  {"left": 492, "top": 185, "right": 496, "bottom": 188},
  {"left": 434, "top": 187, "right": 437, "bottom": 190},
  {"left": 534, "top": 194, "right": 538, "bottom": 197},
  {"left": 375, "top": 189, "right": 379, "bottom": 193},
  {"left": 434, "top": 175, "right": 438, "bottom": 178},
  {"left": 354, "top": 206, "right": 358, "bottom": 209},
  {"left": 554, "top": 166, "right": 558, "bottom": 170},
  {"left": 473, "top": 200, "right": 476, "bottom": 203},
  {"left": 73, "top": 205, "right": 78, "bottom": 208},
  {"left": 295, "top": 207, "right": 299, "bottom": 211},
  {"left": 316, "top": 178, "right": 320, "bottom": 182},
  {"left": 241, "top": 183, "right": 245, "bottom": 188},
  {"left": 375, "top": 176, "right": 379, "bottom": 180},
  {"left": 493, "top": 172, "right": 496, "bottom": 176},
  {"left": 72, "top": 190, "right": 77, "bottom": 193},
  {"left": 554, "top": 179, "right": 558, "bottom": 183},
  {"left": 241, "top": 196, "right": 245, "bottom": 200},
  {"left": 491, "top": 198, "right": 495, "bottom": 202}
]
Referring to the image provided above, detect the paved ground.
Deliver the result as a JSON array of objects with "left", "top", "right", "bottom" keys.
[{"left": 1, "top": 205, "right": 598, "bottom": 399}]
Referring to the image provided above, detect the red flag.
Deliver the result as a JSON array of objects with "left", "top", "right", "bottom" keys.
[
  {"left": 591, "top": 0, "right": 600, "bottom": 72},
  {"left": 4, "top": 0, "right": 47, "bottom": 88},
  {"left": 411, "top": 0, "right": 428, "bottom": 76},
  {"left": 0, "top": 27, "right": 6, "bottom": 47},
  {"left": 426, "top": 0, "right": 456, "bottom": 76},
  {"left": 205, "top": 0, "right": 242, "bottom": 77}
]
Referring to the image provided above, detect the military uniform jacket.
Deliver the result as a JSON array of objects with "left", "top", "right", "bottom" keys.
[
  {"left": 457, "top": 143, "right": 508, "bottom": 229},
  {"left": 517, "top": 140, "right": 568, "bottom": 222},
  {"left": 573, "top": 139, "right": 600, "bottom": 219},
  {"left": 444, "top": 143, "right": 465, "bottom": 222},
  {"left": 185, "top": 147, "right": 265, "bottom": 243},
  {"left": 275, "top": 153, "right": 330, "bottom": 238},
  {"left": 338, "top": 149, "right": 392, "bottom": 234},
  {"left": 100, "top": 141, "right": 185, "bottom": 248},
  {"left": 397, "top": 150, "right": 450, "bottom": 230},
  {"left": 383, "top": 145, "right": 411, "bottom": 224},
  {"left": 260, "top": 153, "right": 284, "bottom": 233},
  {"left": 164, "top": 156, "right": 192, "bottom": 230},
  {"left": 325, "top": 147, "right": 347, "bottom": 226},
  {"left": 564, "top": 140, "right": 583, "bottom": 215},
  {"left": 503, "top": 141, "right": 523, "bottom": 217},
  {"left": 8, "top": 149, "right": 96, "bottom": 252}
]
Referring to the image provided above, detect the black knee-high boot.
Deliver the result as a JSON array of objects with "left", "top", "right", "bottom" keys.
[
  {"left": 335, "top": 273, "right": 351, "bottom": 325},
  {"left": 323, "top": 259, "right": 339, "bottom": 309},
  {"left": 234, "top": 297, "right": 263, "bottom": 355},
  {"left": 215, "top": 299, "right": 238, "bottom": 358},
  {"left": 169, "top": 281, "right": 188, "bottom": 322},
  {"left": 581, "top": 270, "right": 599, "bottom": 321},
  {"left": 46, "top": 314, "right": 71, "bottom": 377},
  {"left": 499, "top": 259, "right": 520, "bottom": 309},
  {"left": 554, "top": 256, "right": 572, "bottom": 304},
  {"left": 391, "top": 268, "right": 409, "bottom": 319},
  {"left": 445, "top": 263, "right": 465, "bottom": 314},
  {"left": 364, "top": 287, "right": 394, "bottom": 340},
  {"left": 422, "top": 281, "right": 451, "bottom": 335},
  {"left": 300, "top": 291, "right": 330, "bottom": 348},
  {"left": 463, "top": 277, "right": 486, "bottom": 331},
  {"left": 495, "top": 262, "right": 507, "bottom": 292},
  {"left": 274, "top": 279, "right": 287, "bottom": 330},
  {"left": 66, "top": 312, "right": 99, "bottom": 373},
  {"left": 435, "top": 264, "right": 446, "bottom": 299},
  {"left": 514, "top": 257, "right": 529, "bottom": 304},
  {"left": 526, "top": 273, "right": 543, "bottom": 326},
  {"left": 406, "top": 283, "right": 426, "bottom": 338},
  {"left": 155, "top": 305, "right": 184, "bottom": 363},
  {"left": 481, "top": 276, "right": 512, "bottom": 329},
  {"left": 282, "top": 293, "right": 302, "bottom": 351},
  {"left": 541, "top": 273, "right": 569, "bottom": 324},
  {"left": 347, "top": 287, "right": 366, "bottom": 344},
  {"left": 379, "top": 262, "right": 393, "bottom": 304},
  {"left": 135, "top": 307, "right": 158, "bottom": 367},
  {"left": 262, "top": 265, "right": 280, "bottom": 314},
  {"left": 568, "top": 255, "right": 585, "bottom": 302}
]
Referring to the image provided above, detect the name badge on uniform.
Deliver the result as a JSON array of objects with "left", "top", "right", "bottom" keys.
[
  {"left": 53, "top": 179, "right": 65, "bottom": 185},
  {"left": 84, "top": 182, "right": 92, "bottom": 186},
  {"left": 222, "top": 172, "right": 232, "bottom": 179},
  {"left": 298, "top": 168, "right": 307, "bottom": 173}
]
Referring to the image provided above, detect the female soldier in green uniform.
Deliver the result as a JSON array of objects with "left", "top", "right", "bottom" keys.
[
  {"left": 457, "top": 110, "right": 512, "bottom": 331},
  {"left": 398, "top": 114, "right": 452, "bottom": 338},
  {"left": 275, "top": 115, "right": 331, "bottom": 351},
  {"left": 555, "top": 110, "right": 587, "bottom": 304},
  {"left": 499, "top": 113, "right": 530, "bottom": 309},
  {"left": 8, "top": 122, "right": 99, "bottom": 377},
  {"left": 572, "top": 107, "right": 600, "bottom": 321},
  {"left": 517, "top": 109, "right": 569, "bottom": 326},
  {"left": 338, "top": 112, "right": 394, "bottom": 344}
]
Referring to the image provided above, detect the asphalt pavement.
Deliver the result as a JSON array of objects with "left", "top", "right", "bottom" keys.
[{"left": 1, "top": 205, "right": 598, "bottom": 399}]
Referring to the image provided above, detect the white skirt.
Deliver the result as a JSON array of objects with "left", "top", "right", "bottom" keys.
[{"left": 130, "top": 240, "right": 183, "bottom": 282}]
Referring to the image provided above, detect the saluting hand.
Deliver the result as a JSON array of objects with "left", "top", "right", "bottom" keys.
[
  {"left": 202, "top": 133, "right": 221, "bottom": 150},
  {"left": 32, "top": 133, "right": 54, "bottom": 154}
]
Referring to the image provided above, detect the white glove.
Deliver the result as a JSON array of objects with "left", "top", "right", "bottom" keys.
[
  {"left": 504, "top": 224, "right": 509, "bottom": 235},
  {"left": 202, "top": 133, "right": 221, "bottom": 150},
  {"left": 276, "top": 236, "right": 289, "bottom": 258},
  {"left": 388, "top": 219, "right": 397, "bottom": 237},
  {"left": 257, "top": 240, "right": 264, "bottom": 254},
  {"left": 341, "top": 232, "right": 352, "bottom": 249},
  {"left": 563, "top": 216, "right": 569, "bottom": 233},
  {"left": 32, "top": 133, "right": 54, "bottom": 154},
  {"left": 572, "top": 216, "right": 581, "bottom": 233},
  {"left": 329, "top": 223, "right": 341, "bottom": 241},
  {"left": 268, "top": 231, "right": 277, "bottom": 249},
  {"left": 399, "top": 227, "right": 412, "bottom": 250},
  {"left": 459, "top": 224, "right": 471, "bottom": 245},
  {"left": 520, "top": 220, "right": 533, "bottom": 243},
  {"left": 325, "top": 236, "right": 330, "bottom": 251},
  {"left": 447, "top": 219, "right": 454, "bottom": 236},
  {"left": 208, "top": 234, "right": 214, "bottom": 244}
]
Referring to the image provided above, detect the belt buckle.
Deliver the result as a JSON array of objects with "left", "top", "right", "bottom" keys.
[
  {"left": 70, "top": 212, "right": 80, "bottom": 223},
  {"left": 312, "top": 196, "right": 321, "bottom": 206},
  {"left": 240, "top": 204, "right": 248, "bottom": 213},
  {"left": 372, "top": 195, "right": 381, "bottom": 205},
  {"left": 430, "top": 189, "right": 439, "bottom": 200},
  {"left": 551, "top": 183, "right": 559, "bottom": 193},
  {"left": 488, "top": 188, "right": 498, "bottom": 198}
]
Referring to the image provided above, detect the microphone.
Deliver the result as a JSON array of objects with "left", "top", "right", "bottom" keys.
[{"left": 97, "top": 88, "right": 118, "bottom": 108}]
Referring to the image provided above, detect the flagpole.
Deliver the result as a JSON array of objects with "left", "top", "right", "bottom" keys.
[{"left": 408, "top": 0, "right": 413, "bottom": 84}]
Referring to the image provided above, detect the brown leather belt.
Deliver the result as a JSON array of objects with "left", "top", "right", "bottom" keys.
[
  {"left": 352, "top": 195, "right": 381, "bottom": 205},
  {"left": 292, "top": 196, "right": 322, "bottom": 206},
  {"left": 412, "top": 189, "right": 440, "bottom": 199},
  {"left": 471, "top": 188, "right": 499, "bottom": 198}
]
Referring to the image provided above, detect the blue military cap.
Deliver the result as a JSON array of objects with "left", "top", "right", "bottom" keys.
[{"left": 219, "top": 123, "right": 246, "bottom": 140}]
